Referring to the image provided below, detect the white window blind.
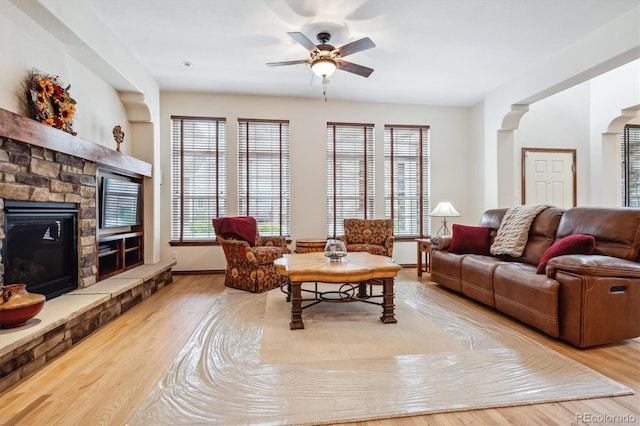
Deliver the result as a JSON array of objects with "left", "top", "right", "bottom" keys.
[
  {"left": 384, "top": 125, "right": 431, "bottom": 237},
  {"left": 171, "top": 116, "right": 226, "bottom": 242},
  {"left": 238, "top": 119, "right": 291, "bottom": 237},
  {"left": 326, "top": 122, "right": 375, "bottom": 237},
  {"left": 622, "top": 125, "right": 640, "bottom": 207}
]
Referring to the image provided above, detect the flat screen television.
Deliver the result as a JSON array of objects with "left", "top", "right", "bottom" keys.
[{"left": 100, "top": 176, "right": 142, "bottom": 228}]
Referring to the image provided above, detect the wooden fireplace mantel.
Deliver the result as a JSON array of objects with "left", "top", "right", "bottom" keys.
[{"left": 0, "top": 107, "right": 152, "bottom": 177}]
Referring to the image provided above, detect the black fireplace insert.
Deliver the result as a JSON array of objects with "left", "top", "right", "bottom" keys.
[{"left": 2, "top": 200, "right": 78, "bottom": 300}]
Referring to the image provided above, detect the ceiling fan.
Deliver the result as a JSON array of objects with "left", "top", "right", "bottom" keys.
[{"left": 266, "top": 31, "right": 376, "bottom": 80}]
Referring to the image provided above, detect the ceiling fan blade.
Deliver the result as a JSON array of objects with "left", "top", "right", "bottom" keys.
[
  {"left": 287, "top": 32, "right": 318, "bottom": 52},
  {"left": 336, "top": 37, "right": 375, "bottom": 58},
  {"left": 266, "top": 59, "right": 310, "bottom": 67},
  {"left": 337, "top": 60, "right": 374, "bottom": 77}
]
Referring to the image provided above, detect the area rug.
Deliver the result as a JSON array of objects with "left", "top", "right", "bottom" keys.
[{"left": 128, "top": 282, "right": 632, "bottom": 425}]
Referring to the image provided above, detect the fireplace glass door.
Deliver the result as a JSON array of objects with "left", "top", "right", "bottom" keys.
[{"left": 2, "top": 201, "right": 78, "bottom": 299}]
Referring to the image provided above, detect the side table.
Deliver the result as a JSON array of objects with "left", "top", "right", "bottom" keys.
[
  {"left": 295, "top": 238, "right": 327, "bottom": 253},
  {"left": 416, "top": 238, "right": 432, "bottom": 277}
]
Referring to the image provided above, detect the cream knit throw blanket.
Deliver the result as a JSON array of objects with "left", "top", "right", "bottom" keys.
[{"left": 490, "top": 204, "right": 548, "bottom": 257}]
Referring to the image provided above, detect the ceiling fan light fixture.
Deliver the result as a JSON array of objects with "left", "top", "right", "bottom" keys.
[{"left": 311, "top": 58, "right": 337, "bottom": 78}]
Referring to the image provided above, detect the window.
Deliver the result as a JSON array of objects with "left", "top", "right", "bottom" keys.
[
  {"left": 622, "top": 125, "right": 640, "bottom": 207},
  {"left": 238, "top": 119, "right": 291, "bottom": 237},
  {"left": 326, "top": 122, "right": 375, "bottom": 236},
  {"left": 170, "top": 116, "right": 226, "bottom": 242},
  {"left": 384, "top": 125, "right": 430, "bottom": 238}
]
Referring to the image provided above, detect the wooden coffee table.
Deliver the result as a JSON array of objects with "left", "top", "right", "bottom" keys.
[{"left": 274, "top": 251, "right": 402, "bottom": 330}]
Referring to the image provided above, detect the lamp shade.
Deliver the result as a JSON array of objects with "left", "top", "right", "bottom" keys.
[
  {"left": 311, "top": 58, "right": 337, "bottom": 78},
  {"left": 430, "top": 202, "right": 460, "bottom": 217}
]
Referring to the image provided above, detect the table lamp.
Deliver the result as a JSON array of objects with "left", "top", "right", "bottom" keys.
[{"left": 430, "top": 202, "right": 460, "bottom": 235}]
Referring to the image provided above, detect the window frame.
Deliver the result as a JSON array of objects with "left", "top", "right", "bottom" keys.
[
  {"left": 326, "top": 122, "right": 375, "bottom": 237},
  {"left": 622, "top": 124, "right": 640, "bottom": 207},
  {"left": 384, "top": 124, "right": 431, "bottom": 239},
  {"left": 237, "top": 118, "right": 291, "bottom": 237},
  {"left": 170, "top": 115, "right": 226, "bottom": 245}
]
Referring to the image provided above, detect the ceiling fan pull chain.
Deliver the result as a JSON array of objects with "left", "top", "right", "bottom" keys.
[{"left": 322, "top": 78, "right": 328, "bottom": 102}]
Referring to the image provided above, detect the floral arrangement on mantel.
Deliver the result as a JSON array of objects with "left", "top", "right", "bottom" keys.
[{"left": 23, "top": 68, "right": 77, "bottom": 135}]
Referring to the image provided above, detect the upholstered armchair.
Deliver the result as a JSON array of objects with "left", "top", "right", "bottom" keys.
[
  {"left": 212, "top": 216, "right": 290, "bottom": 293},
  {"left": 339, "top": 218, "right": 394, "bottom": 257}
]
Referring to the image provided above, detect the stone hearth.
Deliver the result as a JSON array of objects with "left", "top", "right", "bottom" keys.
[{"left": 0, "top": 262, "right": 175, "bottom": 393}]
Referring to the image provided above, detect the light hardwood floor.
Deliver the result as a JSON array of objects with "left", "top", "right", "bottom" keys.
[{"left": 0, "top": 270, "right": 638, "bottom": 426}]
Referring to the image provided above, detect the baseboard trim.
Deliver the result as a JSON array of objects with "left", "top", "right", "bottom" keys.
[{"left": 172, "top": 270, "right": 225, "bottom": 275}]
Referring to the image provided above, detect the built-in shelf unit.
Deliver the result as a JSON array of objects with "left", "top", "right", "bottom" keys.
[
  {"left": 97, "top": 231, "right": 144, "bottom": 280},
  {"left": 96, "top": 168, "right": 146, "bottom": 281}
]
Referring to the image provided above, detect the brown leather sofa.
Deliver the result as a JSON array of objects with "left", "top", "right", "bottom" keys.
[{"left": 430, "top": 206, "right": 640, "bottom": 348}]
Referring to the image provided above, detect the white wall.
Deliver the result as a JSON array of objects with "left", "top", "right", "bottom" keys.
[
  {"left": 0, "top": 0, "right": 163, "bottom": 264},
  {"left": 590, "top": 60, "right": 640, "bottom": 206},
  {"left": 160, "top": 92, "right": 473, "bottom": 270},
  {"left": 513, "top": 82, "right": 591, "bottom": 205},
  {"left": 482, "top": 5, "right": 640, "bottom": 209},
  {"left": 469, "top": 101, "right": 486, "bottom": 220},
  {"left": 509, "top": 60, "right": 640, "bottom": 208},
  {"left": 0, "top": 1, "right": 130, "bottom": 152}
]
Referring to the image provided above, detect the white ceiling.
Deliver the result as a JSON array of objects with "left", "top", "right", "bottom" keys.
[{"left": 84, "top": 0, "right": 638, "bottom": 106}]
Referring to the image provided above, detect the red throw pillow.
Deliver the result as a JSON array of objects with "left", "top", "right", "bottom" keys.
[
  {"left": 536, "top": 234, "right": 596, "bottom": 274},
  {"left": 448, "top": 224, "right": 492, "bottom": 255}
]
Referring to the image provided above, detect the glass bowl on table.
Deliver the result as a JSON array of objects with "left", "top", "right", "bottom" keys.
[{"left": 324, "top": 239, "right": 347, "bottom": 261}]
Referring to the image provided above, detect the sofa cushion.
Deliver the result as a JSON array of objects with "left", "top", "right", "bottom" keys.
[
  {"left": 490, "top": 204, "right": 548, "bottom": 257},
  {"left": 431, "top": 250, "right": 465, "bottom": 292},
  {"left": 345, "top": 243, "right": 387, "bottom": 256},
  {"left": 449, "top": 224, "right": 492, "bottom": 255},
  {"left": 478, "top": 208, "right": 507, "bottom": 229},
  {"left": 343, "top": 218, "right": 392, "bottom": 246},
  {"left": 460, "top": 255, "right": 508, "bottom": 307},
  {"left": 517, "top": 207, "right": 565, "bottom": 266},
  {"left": 251, "top": 246, "right": 287, "bottom": 265},
  {"left": 536, "top": 234, "right": 596, "bottom": 274},
  {"left": 493, "top": 263, "right": 560, "bottom": 337},
  {"left": 556, "top": 207, "right": 640, "bottom": 261}
]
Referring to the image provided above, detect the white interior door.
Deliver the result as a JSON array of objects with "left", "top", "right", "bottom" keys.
[{"left": 523, "top": 149, "right": 576, "bottom": 208}]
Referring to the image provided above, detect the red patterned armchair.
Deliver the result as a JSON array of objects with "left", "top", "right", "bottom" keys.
[
  {"left": 339, "top": 218, "right": 394, "bottom": 257},
  {"left": 212, "top": 216, "right": 290, "bottom": 293}
]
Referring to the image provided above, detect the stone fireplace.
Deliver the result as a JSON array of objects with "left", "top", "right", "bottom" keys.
[
  {"left": 0, "top": 106, "right": 151, "bottom": 295},
  {"left": 0, "top": 137, "right": 98, "bottom": 293}
]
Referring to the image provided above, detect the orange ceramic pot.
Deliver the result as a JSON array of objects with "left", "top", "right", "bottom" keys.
[{"left": 0, "top": 284, "right": 46, "bottom": 328}]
